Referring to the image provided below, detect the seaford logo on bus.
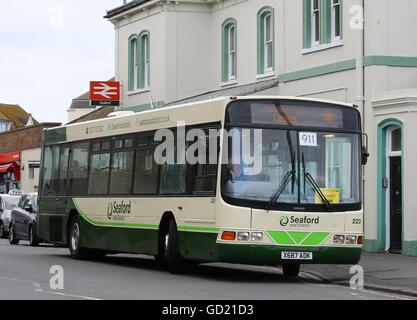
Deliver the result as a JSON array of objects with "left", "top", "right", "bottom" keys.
[
  {"left": 153, "top": 121, "right": 263, "bottom": 175},
  {"left": 280, "top": 216, "right": 320, "bottom": 227},
  {"left": 107, "top": 201, "right": 132, "bottom": 220},
  {"left": 280, "top": 217, "right": 290, "bottom": 227}
]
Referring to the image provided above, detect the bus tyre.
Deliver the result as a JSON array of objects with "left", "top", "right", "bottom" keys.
[
  {"left": 68, "top": 216, "right": 90, "bottom": 260},
  {"left": 165, "top": 219, "right": 187, "bottom": 274},
  {"left": 283, "top": 264, "right": 300, "bottom": 278},
  {"left": 29, "top": 225, "right": 39, "bottom": 247},
  {"left": 9, "top": 224, "right": 19, "bottom": 245}
]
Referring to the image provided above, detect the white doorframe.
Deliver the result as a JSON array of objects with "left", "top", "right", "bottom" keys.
[{"left": 385, "top": 126, "right": 402, "bottom": 252}]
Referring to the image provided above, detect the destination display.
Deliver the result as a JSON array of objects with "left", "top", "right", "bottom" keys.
[{"left": 226, "top": 100, "right": 361, "bottom": 130}]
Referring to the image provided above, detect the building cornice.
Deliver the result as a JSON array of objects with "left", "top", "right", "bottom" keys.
[
  {"left": 372, "top": 90, "right": 417, "bottom": 116},
  {"left": 105, "top": 0, "right": 210, "bottom": 20},
  {"left": 105, "top": 0, "right": 153, "bottom": 20}
]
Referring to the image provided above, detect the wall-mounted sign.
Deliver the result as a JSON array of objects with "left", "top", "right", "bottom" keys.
[{"left": 90, "top": 81, "right": 120, "bottom": 106}]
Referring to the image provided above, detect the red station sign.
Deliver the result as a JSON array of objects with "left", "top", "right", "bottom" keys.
[{"left": 90, "top": 81, "right": 121, "bottom": 106}]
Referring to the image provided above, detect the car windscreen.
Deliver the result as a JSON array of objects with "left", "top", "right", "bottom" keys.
[{"left": 4, "top": 197, "right": 20, "bottom": 210}]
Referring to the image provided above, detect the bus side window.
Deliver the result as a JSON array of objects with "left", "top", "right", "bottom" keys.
[
  {"left": 159, "top": 129, "right": 187, "bottom": 195},
  {"left": 69, "top": 142, "right": 89, "bottom": 196},
  {"left": 59, "top": 145, "right": 71, "bottom": 196},
  {"left": 42, "top": 145, "right": 60, "bottom": 196},
  {"left": 109, "top": 141, "right": 135, "bottom": 195},
  {"left": 42, "top": 146, "right": 53, "bottom": 196},
  {"left": 134, "top": 146, "right": 159, "bottom": 195},
  {"left": 192, "top": 131, "right": 218, "bottom": 195},
  {"left": 88, "top": 141, "right": 111, "bottom": 195}
]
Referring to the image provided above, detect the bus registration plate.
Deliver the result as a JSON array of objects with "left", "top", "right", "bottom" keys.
[{"left": 282, "top": 252, "right": 313, "bottom": 261}]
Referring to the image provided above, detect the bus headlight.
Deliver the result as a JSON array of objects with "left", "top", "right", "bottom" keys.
[
  {"left": 333, "top": 235, "right": 345, "bottom": 244},
  {"left": 251, "top": 232, "right": 264, "bottom": 242},
  {"left": 237, "top": 232, "right": 250, "bottom": 241},
  {"left": 345, "top": 235, "right": 357, "bottom": 245}
]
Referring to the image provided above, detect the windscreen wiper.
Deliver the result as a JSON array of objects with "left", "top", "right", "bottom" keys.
[
  {"left": 265, "top": 170, "right": 294, "bottom": 211},
  {"left": 304, "top": 172, "right": 334, "bottom": 212},
  {"left": 301, "top": 152, "right": 333, "bottom": 212}
]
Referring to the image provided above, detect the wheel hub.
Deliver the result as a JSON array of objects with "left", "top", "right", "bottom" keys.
[{"left": 71, "top": 223, "right": 80, "bottom": 251}]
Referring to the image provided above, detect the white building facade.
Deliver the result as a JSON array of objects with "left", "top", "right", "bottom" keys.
[
  {"left": 106, "top": 0, "right": 417, "bottom": 256},
  {"left": 20, "top": 148, "right": 41, "bottom": 193}
]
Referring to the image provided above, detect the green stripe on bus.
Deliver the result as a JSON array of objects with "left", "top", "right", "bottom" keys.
[
  {"left": 73, "top": 200, "right": 159, "bottom": 230},
  {"left": 288, "top": 232, "right": 311, "bottom": 244},
  {"left": 268, "top": 231, "right": 295, "bottom": 245},
  {"left": 268, "top": 231, "right": 331, "bottom": 246},
  {"left": 301, "top": 232, "right": 331, "bottom": 246},
  {"left": 73, "top": 200, "right": 219, "bottom": 233}
]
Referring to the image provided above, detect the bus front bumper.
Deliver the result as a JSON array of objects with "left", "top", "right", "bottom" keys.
[{"left": 213, "top": 244, "right": 362, "bottom": 266}]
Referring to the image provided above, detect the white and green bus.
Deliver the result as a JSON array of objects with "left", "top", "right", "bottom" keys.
[{"left": 38, "top": 96, "right": 367, "bottom": 277}]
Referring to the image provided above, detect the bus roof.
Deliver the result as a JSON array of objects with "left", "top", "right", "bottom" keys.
[
  {"left": 48, "top": 96, "right": 355, "bottom": 132},
  {"left": 43, "top": 96, "right": 356, "bottom": 145}
]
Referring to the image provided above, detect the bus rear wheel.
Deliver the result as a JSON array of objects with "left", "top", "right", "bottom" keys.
[
  {"left": 69, "top": 216, "right": 90, "bottom": 260},
  {"left": 283, "top": 264, "right": 300, "bottom": 278},
  {"left": 165, "top": 219, "right": 187, "bottom": 274}
]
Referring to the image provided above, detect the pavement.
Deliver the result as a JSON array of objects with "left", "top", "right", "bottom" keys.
[
  {"left": 0, "top": 239, "right": 413, "bottom": 300},
  {"left": 302, "top": 252, "right": 417, "bottom": 297}
]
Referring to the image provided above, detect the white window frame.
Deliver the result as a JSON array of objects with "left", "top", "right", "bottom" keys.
[
  {"left": 331, "top": 0, "right": 342, "bottom": 42},
  {"left": 132, "top": 38, "right": 139, "bottom": 90},
  {"left": 142, "top": 34, "right": 150, "bottom": 89},
  {"left": 311, "top": 0, "right": 320, "bottom": 47},
  {"left": 263, "top": 12, "right": 273, "bottom": 73},
  {"left": 227, "top": 25, "right": 236, "bottom": 81}
]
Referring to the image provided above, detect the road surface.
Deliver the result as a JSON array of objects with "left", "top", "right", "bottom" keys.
[{"left": 0, "top": 239, "right": 412, "bottom": 300}]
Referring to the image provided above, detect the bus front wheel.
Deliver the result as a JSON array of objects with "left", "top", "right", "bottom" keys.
[
  {"left": 282, "top": 264, "right": 300, "bottom": 278},
  {"left": 165, "top": 219, "right": 187, "bottom": 274}
]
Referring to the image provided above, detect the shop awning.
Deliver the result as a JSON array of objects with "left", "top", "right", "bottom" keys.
[{"left": 0, "top": 163, "right": 18, "bottom": 173}]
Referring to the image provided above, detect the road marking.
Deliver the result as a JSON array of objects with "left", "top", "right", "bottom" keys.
[
  {"left": 0, "top": 276, "right": 101, "bottom": 300},
  {"left": 43, "top": 291, "right": 102, "bottom": 301},
  {"left": 356, "top": 288, "right": 411, "bottom": 301}
]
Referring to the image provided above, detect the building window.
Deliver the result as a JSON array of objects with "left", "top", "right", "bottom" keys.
[
  {"left": 331, "top": 0, "right": 342, "bottom": 41},
  {"left": 128, "top": 35, "right": 139, "bottom": 91},
  {"left": 303, "top": 0, "right": 343, "bottom": 49},
  {"left": 391, "top": 128, "right": 402, "bottom": 152},
  {"left": 221, "top": 19, "right": 237, "bottom": 83},
  {"left": 257, "top": 7, "right": 275, "bottom": 75},
  {"left": 0, "top": 120, "right": 11, "bottom": 133},
  {"left": 139, "top": 32, "right": 150, "bottom": 89},
  {"left": 311, "top": 0, "right": 320, "bottom": 46}
]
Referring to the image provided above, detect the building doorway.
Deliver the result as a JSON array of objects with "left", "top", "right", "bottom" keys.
[{"left": 386, "top": 126, "right": 402, "bottom": 253}]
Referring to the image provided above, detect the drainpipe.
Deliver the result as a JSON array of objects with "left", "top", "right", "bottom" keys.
[
  {"left": 355, "top": 0, "right": 366, "bottom": 228},
  {"left": 355, "top": 0, "right": 365, "bottom": 125}
]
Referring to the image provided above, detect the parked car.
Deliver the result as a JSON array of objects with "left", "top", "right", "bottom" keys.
[
  {"left": 9, "top": 193, "right": 41, "bottom": 246},
  {"left": 0, "top": 194, "right": 21, "bottom": 238}
]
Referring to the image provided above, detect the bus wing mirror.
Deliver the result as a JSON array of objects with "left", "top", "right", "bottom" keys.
[{"left": 362, "top": 133, "right": 369, "bottom": 166}]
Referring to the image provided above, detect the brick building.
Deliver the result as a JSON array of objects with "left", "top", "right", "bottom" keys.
[{"left": 0, "top": 122, "right": 61, "bottom": 193}]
